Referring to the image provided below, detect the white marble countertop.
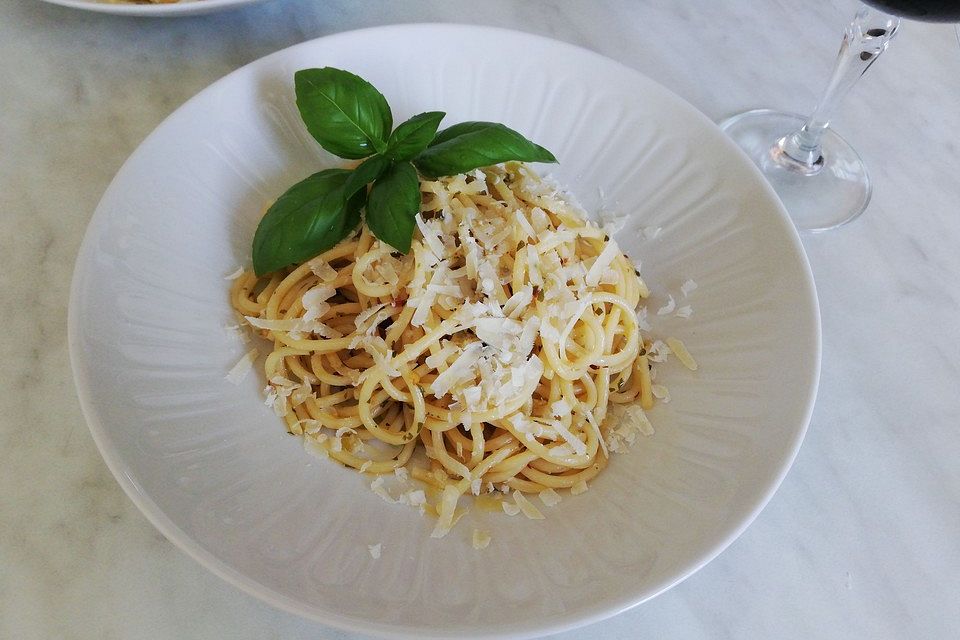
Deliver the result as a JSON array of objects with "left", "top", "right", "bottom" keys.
[{"left": 2, "top": 0, "right": 959, "bottom": 638}]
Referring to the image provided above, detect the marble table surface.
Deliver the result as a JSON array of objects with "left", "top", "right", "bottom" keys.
[{"left": 2, "top": 0, "right": 959, "bottom": 638}]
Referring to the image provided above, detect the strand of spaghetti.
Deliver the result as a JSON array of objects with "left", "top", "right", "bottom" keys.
[
  {"left": 591, "top": 292, "right": 641, "bottom": 370},
  {"left": 594, "top": 367, "right": 612, "bottom": 424},
  {"left": 482, "top": 449, "right": 540, "bottom": 483},
  {"left": 263, "top": 346, "right": 309, "bottom": 376},
  {"left": 468, "top": 422, "right": 486, "bottom": 467},
  {"left": 470, "top": 441, "right": 525, "bottom": 480},
  {"left": 429, "top": 427, "right": 472, "bottom": 480},
  {"left": 325, "top": 438, "right": 417, "bottom": 473},
  {"left": 542, "top": 308, "right": 606, "bottom": 381},
  {"left": 356, "top": 370, "right": 413, "bottom": 446},
  {"left": 637, "top": 354, "right": 654, "bottom": 410},
  {"left": 519, "top": 456, "right": 607, "bottom": 488}
]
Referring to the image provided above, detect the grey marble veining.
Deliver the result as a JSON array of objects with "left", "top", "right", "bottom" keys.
[{"left": 2, "top": 0, "right": 959, "bottom": 638}]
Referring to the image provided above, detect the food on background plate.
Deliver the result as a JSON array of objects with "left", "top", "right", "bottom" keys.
[{"left": 229, "top": 68, "right": 695, "bottom": 540}]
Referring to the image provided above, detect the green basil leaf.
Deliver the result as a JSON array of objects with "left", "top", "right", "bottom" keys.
[
  {"left": 252, "top": 169, "right": 353, "bottom": 275},
  {"left": 294, "top": 68, "right": 393, "bottom": 160},
  {"left": 385, "top": 111, "right": 445, "bottom": 161},
  {"left": 343, "top": 154, "right": 392, "bottom": 199},
  {"left": 340, "top": 182, "right": 367, "bottom": 238},
  {"left": 365, "top": 162, "right": 421, "bottom": 253},
  {"left": 413, "top": 121, "right": 556, "bottom": 177},
  {"left": 427, "top": 121, "right": 496, "bottom": 147}
]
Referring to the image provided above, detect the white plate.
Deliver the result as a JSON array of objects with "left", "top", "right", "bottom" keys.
[
  {"left": 69, "top": 25, "right": 820, "bottom": 639},
  {"left": 41, "top": 0, "right": 270, "bottom": 17}
]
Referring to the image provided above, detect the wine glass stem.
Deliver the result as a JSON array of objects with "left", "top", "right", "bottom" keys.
[{"left": 775, "top": 7, "right": 900, "bottom": 174}]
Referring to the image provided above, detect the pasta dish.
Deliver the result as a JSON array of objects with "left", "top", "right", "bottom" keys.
[{"left": 231, "top": 163, "right": 682, "bottom": 538}]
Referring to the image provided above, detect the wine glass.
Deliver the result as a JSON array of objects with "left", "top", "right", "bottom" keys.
[
  {"left": 722, "top": 2, "right": 960, "bottom": 232},
  {"left": 720, "top": 8, "right": 898, "bottom": 232}
]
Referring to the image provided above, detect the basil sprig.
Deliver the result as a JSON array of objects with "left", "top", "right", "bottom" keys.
[{"left": 252, "top": 67, "right": 557, "bottom": 275}]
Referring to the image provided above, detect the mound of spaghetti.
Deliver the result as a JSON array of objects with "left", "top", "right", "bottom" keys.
[{"left": 231, "top": 162, "right": 658, "bottom": 537}]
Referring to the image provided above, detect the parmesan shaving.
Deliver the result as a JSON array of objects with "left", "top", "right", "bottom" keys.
[
  {"left": 223, "top": 266, "right": 245, "bottom": 280},
  {"left": 225, "top": 348, "right": 258, "bottom": 385},
  {"left": 431, "top": 484, "right": 464, "bottom": 538},
  {"left": 585, "top": 239, "right": 620, "bottom": 286},
  {"left": 665, "top": 337, "right": 698, "bottom": 371},
  {"left": 538, "top": 488, "right": 561, "bottom": 507},
  {"left": 472, "top": 529, "right": 492, "bottom": 550},
  {"left": 651, "top": 384, "right": 671, "bottom": 403},
  {"left": 431, "top": 343, "right": 482, "bottom": 397},
  {"left": 370, "top": 477, "right": 397, "bottom": 504},
  {"left": 308, "top": 257, "right": 339, "bottom": 281},
  {"left": 512, "top": 491, "right": 545, "bottom": 520},
  {"left": 303, "top": 434, "right": 329, "bottom": 459},
  {"left": 656, "top": 295, "right": 676, "bottom": 316}
]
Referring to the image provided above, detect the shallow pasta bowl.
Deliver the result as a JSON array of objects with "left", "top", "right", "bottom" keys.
[{"left": 68, "top": 24, "right": 820, "bottom": 639}]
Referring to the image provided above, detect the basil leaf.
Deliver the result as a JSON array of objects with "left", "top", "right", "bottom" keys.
[
  {"left": 340, "top": 182, "right": 367, "bottom": 239},
  {"left": 295, "top": 68, "right": 393, "bottom": 160},
  {"left": 365, "top": 162, "right": 421, "bottom": 253},
  {"left": 413, "top": 121, "right": 556, "bottom": 177},
  {"left": 385, "top": 111, "right": 445, "bottom": 161},
  {"left": 343, "top": 154, "right": 392, "bottom": 199},
  {"left": 252, "top": 169, "right": 353, "bottom": 275},
  {"left": 427, "top": 121, "right": 496, "bottom": 147}
]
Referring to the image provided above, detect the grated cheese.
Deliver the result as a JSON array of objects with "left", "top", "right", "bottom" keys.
[
  {"left": 656, "top": 295, "right": 676, "bottom": 316},
  {"left": 666, "top": 337, "right": 698, "bottom": 371},
  {"left": 370, "top": 476, "right": 397, "bottom": 504},
  {"left": 512, "top": 491, "right": 545, "bottom": 520},
  {"left": 651, "top": 384, "right": 671, "bottom": 403},
  {"left": 550, "top": 417, "right": 588, "bottom": 456},
  {"left": 584, "top": 410, "right": 609, "bottom": 458},
  {"left": 514, "top": 210, "right": 536, "bottom": 240},
  {"left": 431, "top": 484, "right": 464, "bottom": 539},
  {"left": 353, "top": 302, "right": 388, "bottom": 333},
  {"left": 308, "top": 257, "right": 339, "bottom": 281},
  {"left": 303, "top": 434, "right": 329, "bottom": 459},
  {"left": 539, "top": 488, "right": 561, "bottom": 507},
  {"left": 223, "top": 266, "right": 245, "bottom": 280},
  {"left": 585, "top": 239, "right": 620, "bottom": 286},
  {"left": 225, "top": 348, "right": 258, "bottom": 385},
  {"left": 472, "top": 529, "right": 492, "bottom": 550},
  {"left": 430, "top": 343, "right": 482, "bottom": 397}
]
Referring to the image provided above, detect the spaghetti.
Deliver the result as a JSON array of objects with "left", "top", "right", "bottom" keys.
[{"left": 231, "top": 162, "right": 657, "bottom": 536}]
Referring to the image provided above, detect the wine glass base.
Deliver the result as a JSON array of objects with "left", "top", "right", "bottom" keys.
[{"left": 719, "top": 109, "right": 871, "bottom": 232}]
